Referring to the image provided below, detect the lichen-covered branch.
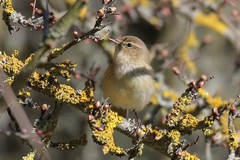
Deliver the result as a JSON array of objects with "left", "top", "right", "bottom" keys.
[
  {"left": 89, "top": 109, "right": 125, "bottom": 156},
  {"left": 1, "top": 49, "right": 201, "bottom": 160},
  {"left": 11, "top": 0, "right": 87, "bottom": 93},
  {"left": 227, "top": 98, "right": 240, "bottom": 160},
  {"left": 1, "top": 42, "right": 238, "bottom": 160},
  {"left": 0, "top": 0, "right": 44, "bottom": 34}
]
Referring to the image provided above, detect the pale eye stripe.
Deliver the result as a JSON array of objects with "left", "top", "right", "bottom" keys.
[{"left": 134, "top": 43, "right": 144, "bottom": 48}]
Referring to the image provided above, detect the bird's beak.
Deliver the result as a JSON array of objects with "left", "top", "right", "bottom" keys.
[{"left": 109, "top": 37, "right": 121, "bottom": 45}]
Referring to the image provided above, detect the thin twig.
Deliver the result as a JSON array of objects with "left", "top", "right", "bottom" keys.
[
  {"left": 12, "top": 0, "right": 87, "bottom": 94},
  {"left": 31, "top": 0, "right": 37, "bottom": 18},
  {"left": 0, "top": 71, "right": 51, "bottom": 159}
]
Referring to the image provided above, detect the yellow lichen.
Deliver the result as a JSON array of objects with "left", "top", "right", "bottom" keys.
[
  {"left": 29, "top": 71, "right": 50, "bottom": 90},
  {"left": 91, "top": 110, "right": 125, "bottom": 156},
  {"left": 180, "top": 52, "right": 197, "bottom": 74},
  {"left": 65, "top": 0, "right": 76, "bottom": 5},
  {"left": 166, "top": 88, "right": 195, "bottom": 128},
  {"left": 229, "top": 133, "right": 238, "bottom": 151},
  {"left": 178, "top": 32, "right": 199, "bottom": 74},
  {"left": 24, "top": 54, "right": 34, "bottom": 65},
  {"left": 58, "top": 81, "right": 93, "bottom": 105},
  {"left": 18, "top": 89, "right": 31, "bottom": 105},
  {"left": 150, "top": 94, "right": 159, "bottom": 105},
  {"left": 185, "top": 32, "right": 199, "bottom": 48},
  {"left": 168, "top": 130, "right": 180, "bottom": 143},
  {"left": 201, "top": 116, "right": 215, "bottom": 136},
  {"left": 181, "top": 151, "right": 199, "bottom": 160},
  {"left": 162, "top": 89, "right": 178, "bottom": 101},
  {"left": 149, "top": 16, "right": 162, "bottom": 28},
  {"left": 48, "top": 44, "right": 67, "bottom": 60},
  {"left": 175, "top": 96, "right": 192, "bottom": 112},
  {"left": 65, "top": 0, "right": 87, "bottom": 20},
  {"left": 207, "top": 97, "right": 226, "bottom": 108},
  {"left": 234, "top": 133, "right": 240, "bottom": 146},
  {"left": 28, "top": 71, "right": 95, "bottom": 110},
  {"left": 3, "top": 0, "right": 15, "bottom": 14},
  {"left": 0, "top": 51, "right": 24, "bottom": 84},
  {"left": 13, "top": 50, "right": 19, "bottom": 57},
  {"left": 48, "top": 61, "right": 76, "bottom": 81},
  {"left": 178, "top": 114, "right": 199, "bottom": 132},
  {"left": 171, "top": 0, "right": 180, "bottom": 8},
  {"left": 154, "top": 81, "right": 161, "bottom": 90},
  {"left": 220, "top": 112, "right": 229, "bottom": 135},
  {"left": 18, "top": 89, "right": 31, "bottom": 97},
  {"left": 55, "top": 84, "right": 79, "bottom": 103},
  {"left": 197, "top": 88, "right": 209, "bottom": 97},
  {"left": 22, "top": 150, "right": 35, "bottom": 160},
  {"left": 194, "top": 12, "right": 228, "bottom": 35},
  {"left": 150, "top": 81, "right": 161, "bottom": 105},
  {"left": 198, "top": 88, "right": 229, "bottom": 108},
  {"left": 79, "top": 5, "right": 87, "bottom": 21},
  {"left": 185, "top": 105, "right": 197, "bottom": 113},
  {"left": 130, "top": 0, "right": 151, "bottom": 7},
  {"left": 150, "top": 128, "right": 165, "bottom": 140}
]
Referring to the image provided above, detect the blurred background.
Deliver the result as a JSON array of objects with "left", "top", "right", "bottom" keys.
[{"left": 0, "top": 0, "right": 240, "bottom": 159}]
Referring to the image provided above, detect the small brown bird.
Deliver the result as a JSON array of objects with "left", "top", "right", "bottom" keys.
[{"left": 102, "top": 36, "right": 154, "bottom": 117}]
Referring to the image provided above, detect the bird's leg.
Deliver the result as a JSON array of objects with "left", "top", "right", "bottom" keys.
[
  {"left": 133, "top": 109, "right": 142, "bottom": 129},
  {"left": 133, "top": 109, "right": 140, "bottom": 123}
]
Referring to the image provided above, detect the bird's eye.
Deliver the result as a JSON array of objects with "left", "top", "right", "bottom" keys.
[{"left": 127, "top": 43, "right": 132, "bottom": 48}]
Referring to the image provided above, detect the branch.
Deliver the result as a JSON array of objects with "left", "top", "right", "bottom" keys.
[
  {"left": 1, "top": 0, "right": 44, "bottom": 34},
  {"left": 0, "top": 71, "right": 51, "bottom": 159},
  {"left": 227, "top": 98, "right": 240, "bottom": 160},
  {"left": 10, "top": 0, "right": 87, "bottom": 94},
  {"left": 0, "top": 52, "right": 206, "bottom": 159},
  {"left": 47, "top": 1, "right": 118, "bottom": 61}
]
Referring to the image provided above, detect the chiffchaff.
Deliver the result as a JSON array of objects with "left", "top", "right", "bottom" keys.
[{"left": 102, "top": 36, "right": 154, "bottom": 117}]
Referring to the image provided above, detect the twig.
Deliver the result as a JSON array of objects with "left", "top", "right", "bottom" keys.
[
  {"left": 31, "top": 0, "right": 37, "bottom": 18},
  {"left": 43, "top": 102, "right": 62, "bottom": 145},
  {"left": 0, "top": 71, "right": 51, "bottom": 159},
  {"left": 205, "top": 139, "right": 212, "bottom": 160},
  {"left": 1, "top": 0, "right": 44, "bottom": 34},
  {"left": 182, "top": 135, "right": 199, "bottom": 150},
  {"left": 38, "top": 62, "right": 95, "bottom": 80},
  {"left": 11, "top": 0, "right": 87, "bottom": 94},
  {"left": 47, "top": 0, "right": 118, "bottom": 61},
  {"left": 227, "top": 97, "right": 240, "bottom": 160}
]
